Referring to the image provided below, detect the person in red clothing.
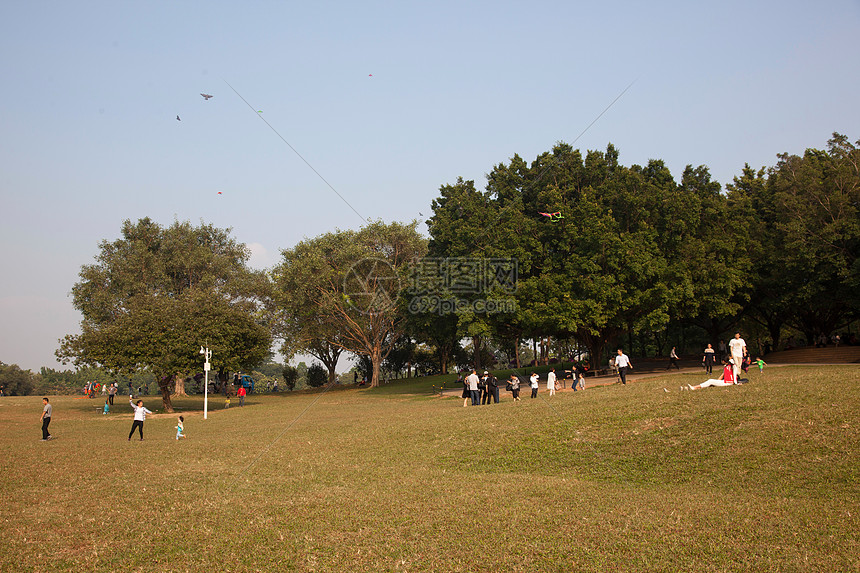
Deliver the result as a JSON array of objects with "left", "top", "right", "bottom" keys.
[
  {"left": 237, "top": 385, "right": 247, "bottom": 407},
  {"left": 684, "top": 359, "right": 735, "bottom": 391}
]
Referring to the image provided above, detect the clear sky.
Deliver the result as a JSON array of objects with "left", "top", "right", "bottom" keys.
[{"left": 1, "top": 0, "right": 858, "bottom": 372}]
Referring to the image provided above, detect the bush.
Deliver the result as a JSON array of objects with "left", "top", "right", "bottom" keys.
[
  {"left": 282, "top": 365, "right": 298, "bottom": 391},
  {"left": 306, "top": 363, "right": 327, "bottom": 388}
]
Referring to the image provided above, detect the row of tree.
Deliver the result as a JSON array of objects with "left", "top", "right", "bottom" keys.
[{"left": 51, "top": 133, "right": 858, "bottom": 410}]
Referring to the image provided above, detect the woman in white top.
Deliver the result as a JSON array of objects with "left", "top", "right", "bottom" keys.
[
  {"left": 128, "top": 397, "right": 153, "bottom": 441},
  {"left": 529, "top": 373, "right": 539, "bottom": 399}
]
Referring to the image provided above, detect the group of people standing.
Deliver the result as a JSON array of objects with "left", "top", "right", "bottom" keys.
[
  {"left": 462, "top": 369, "right": 501, "bottom": 406},
  {"left": 461, "top": 366, "right": 587, "bottom": 406}
]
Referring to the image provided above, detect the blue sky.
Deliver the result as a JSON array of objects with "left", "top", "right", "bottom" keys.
[{"left": 1, "top": 0, "right": 858, "bottom": 372}]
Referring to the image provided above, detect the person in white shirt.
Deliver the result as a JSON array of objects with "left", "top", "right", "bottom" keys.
[
  {"left": 667, "top": 347, "right": 680, "bottom": 370},
  {"left": 128, "top": 397, "right": 153, "bottom": 441},
  {"left": 728, "top": 333, "right": 746, "bottom": 381},
  {"left": 615, "top": 349, "right": 632, "bottom": 385},
  {"left": 465, "top": 369, "right": 481, "bottom": 406},
  {"left": 529, "top": 373, "right": 539, "bottom": 398},
  {"left": 547, "top": 368, "right": 557, "bottom": 396}
]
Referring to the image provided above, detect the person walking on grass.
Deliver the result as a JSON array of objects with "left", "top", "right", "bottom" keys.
[
  {"left": 615, "top": 349, "right": 632, "bottom": 385},
  {"left": 237, "top": 385, "right": 247, "bottom": 407},
  {"left": 128, "top": 396, "right": 153, "bottom": 441},
  {"left": 754, "top": 357, "right": 768, "bottom": 375},
  {"left": 108, "top": 383, "right": 117, "bottom": 406},
  {"left": 575, "top": 372, "right": 585, "bottom": 391},
  {"left": 175, "top": 416, "right": 186, "bottom": 440},
  {"left": 40, "top": 398, "right": 53, "bottom": 441},
  {"left": 103, "top": 399, "right": 110, "bottom": 415},
  {"left": 667, "top": 347, "right": 680, "bottom": 370}
]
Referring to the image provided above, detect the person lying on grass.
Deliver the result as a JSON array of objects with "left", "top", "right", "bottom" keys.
[{"left": 683, "top": 359, "right": 736, "bottom": 391}]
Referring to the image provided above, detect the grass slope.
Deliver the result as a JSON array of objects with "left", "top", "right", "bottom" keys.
[{"left": 1, "top": 366, "right": 858, "bottom": 572}]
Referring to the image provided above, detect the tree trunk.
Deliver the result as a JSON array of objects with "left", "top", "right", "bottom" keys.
[
  {"left": 159, "top": 374, "right": 175, "bottom": 413},
  {"left": 515, "top": 338, "right": 521, "bottom": 369},
  {"left": 172, "top": 372, "right": 188, "bottom": 397},
  {"left": 370, "top": 344, "right": 382, "bottom": 387},
  {"left": 472, "top": 335, "right": 482, "bottom": 371}
]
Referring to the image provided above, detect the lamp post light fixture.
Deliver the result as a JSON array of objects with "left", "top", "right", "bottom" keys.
[{"left": 199, "top": 345, "right": 212, "bottom": 419}]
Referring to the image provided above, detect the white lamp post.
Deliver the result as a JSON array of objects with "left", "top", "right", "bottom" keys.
[{"left": 199, "top": 345, "right": 212, "bottom": 419}]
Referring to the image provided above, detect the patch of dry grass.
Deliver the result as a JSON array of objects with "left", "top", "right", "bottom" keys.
[{"left": 1, "top": 366, "right": 858, "bottom": 572}]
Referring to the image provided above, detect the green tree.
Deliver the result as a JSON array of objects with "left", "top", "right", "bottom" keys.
[
  {"left": 281, "top": 365, "right": 298, "bottom": 391},
  {"left": 57, "top": 218, "right": 271, "bottom": 412},
  {"left": 0, "top": 362, "right": 35, "bottom": 396},
  {"left": 767, "top": 133, "right": 860, "bottom": 340},
  {"left": 432, "top": 143, "right": 683, "bottom": 365},
  {"left": 272, "top": 221, "right": 427, "bottom": 387},
  {"left": 305, "top": 363, "right": 328, "bottom": 388}
]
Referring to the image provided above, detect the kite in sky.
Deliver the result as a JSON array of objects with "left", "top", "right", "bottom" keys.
[
  {"left": 200, "top": 93, "right": 213, "bottom": 100},
  {"left": 217, "top": 191, "right": 222, "bottom": 195},
  {"left": 368, "top": 74, "right": 373, "bottom": 77},
  {"left": 176, "top": 115, "right": 181, "bottom": 121},
  {"left": 539, "top": 211, "right": 564, "bottom": 222}
]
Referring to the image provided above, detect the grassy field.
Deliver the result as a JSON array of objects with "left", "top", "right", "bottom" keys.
[{"left": 1, "top": 366, "right": 858, "bottom": 572}]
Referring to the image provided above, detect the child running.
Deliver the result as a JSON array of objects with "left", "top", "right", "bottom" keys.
[
  {"left": 103, "top": 399, "right": 110, "bottom": 415},
  {"left": 128, "top": 396, "right": 153, "bottom": 441},
  {"left": 175, "top": 416, "right": 186, "bottom": 440},
  {"left": 754, "top": 357, "right": 767, "bottom": 374}
]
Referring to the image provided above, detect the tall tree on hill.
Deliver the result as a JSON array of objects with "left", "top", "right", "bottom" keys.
[
  {"left": 271, "top": 221, "right": 427, "bottom": 387},
  {"left": 57, "top": 218, "right": 271, "bottom": 412}
]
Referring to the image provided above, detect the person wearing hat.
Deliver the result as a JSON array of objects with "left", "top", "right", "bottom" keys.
[
  {"left": 481, "top": 370, "right": 499, "bottom": 404},
  {"left": 683, "top": 358, "right": 736, "bottom": 390}
]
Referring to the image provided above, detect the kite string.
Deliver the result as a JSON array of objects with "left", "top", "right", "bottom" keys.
[
  {"left": 222, "top": 79, "right": 368, "bottom": 225},
  {"left": 237, "top": 380, "right": 337, "bottom": 475},
  {"left": 515, "top": 78, "right": 638, "bottom": 208}
]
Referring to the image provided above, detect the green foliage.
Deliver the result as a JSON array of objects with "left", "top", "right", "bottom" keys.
[
  {"left": 56, "top": 218, "right": 272, "bottom": 411},
  {"left": 305, "top": 362, "right": 328, "bottom": 388},
  {"left": 271, "top": 220, "right": 428, "bottom": 387},
  {"left": 0, "top": 362, "right": 35, "bottom": 396},
  {"left": 281, "top": 365, "right": 297, "bottom": 391}
]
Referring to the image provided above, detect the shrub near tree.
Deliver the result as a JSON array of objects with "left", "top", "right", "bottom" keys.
[
  {"left": 305, "top": 363, "right": 328, "bottom": 388},
  {"left": 281, "top": 365, "right": 298, "bottom": 391}
]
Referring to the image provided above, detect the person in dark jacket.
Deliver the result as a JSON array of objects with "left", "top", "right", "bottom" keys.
[{"left": 482, "top": 371, "right": 499, "bottom": 404}]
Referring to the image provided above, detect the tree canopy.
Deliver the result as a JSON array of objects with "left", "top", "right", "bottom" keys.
[
  {"left": 271, "top": 220, "right": 427, "bottom": 387},
  {"left": 57, "top": 218, "right": 271, "bottom": 411}
]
